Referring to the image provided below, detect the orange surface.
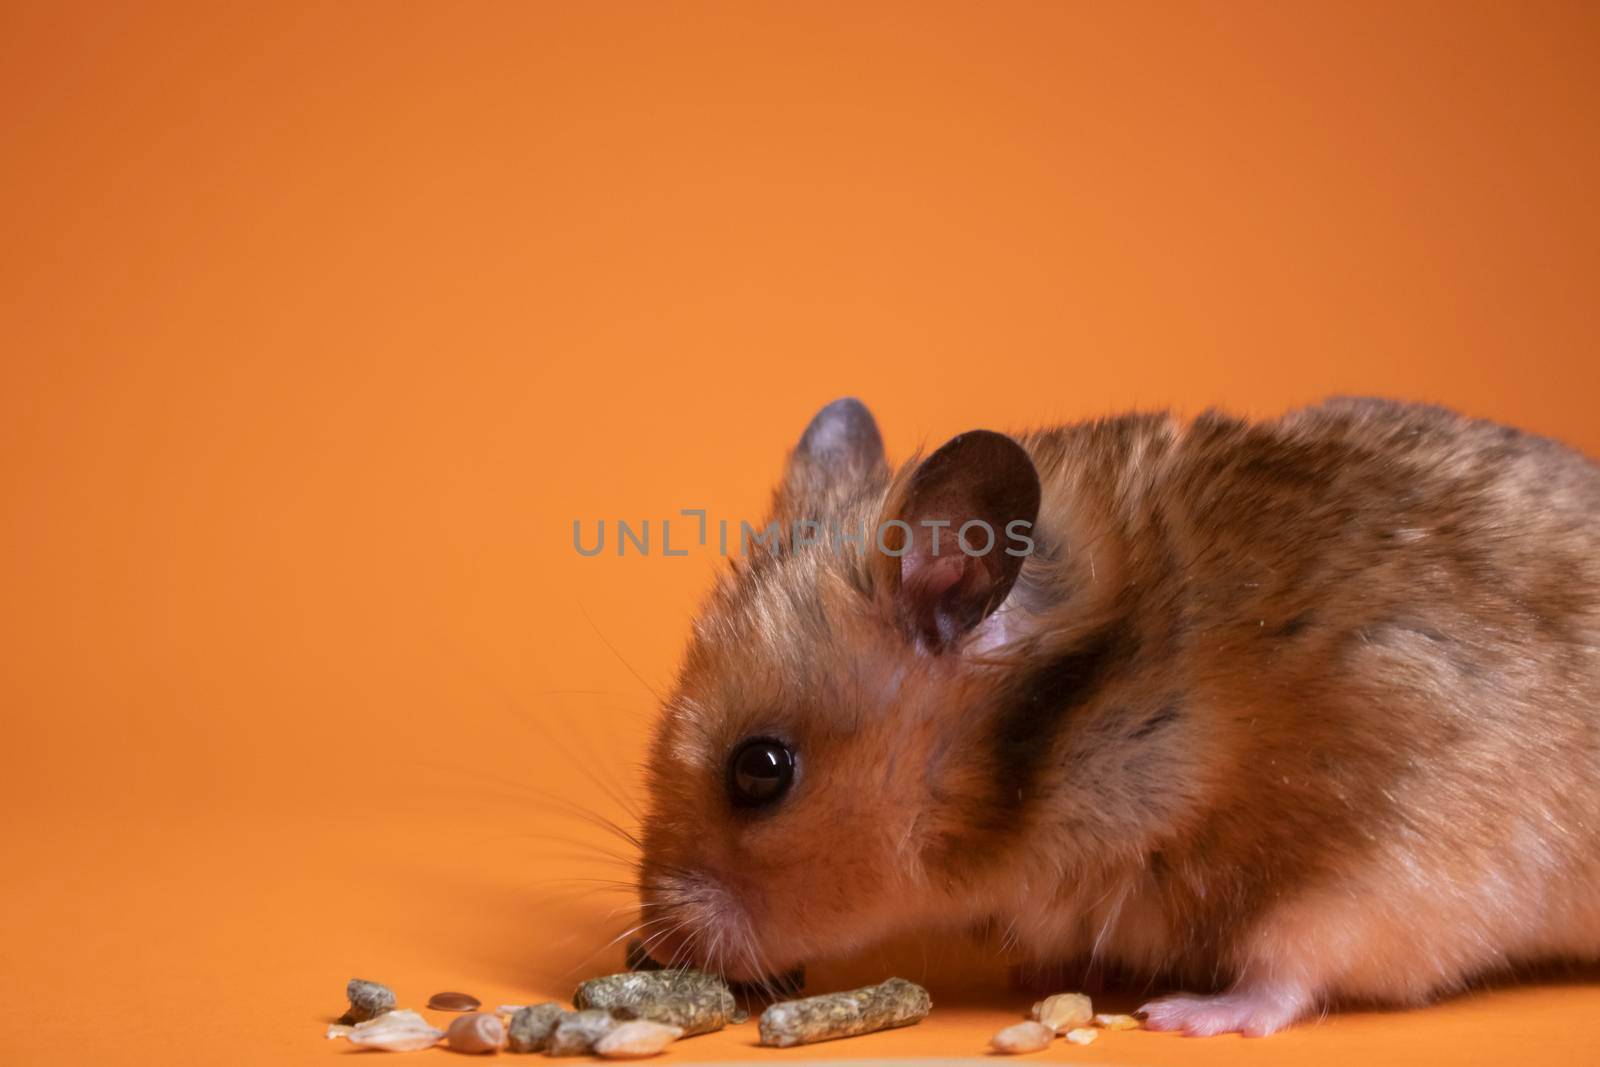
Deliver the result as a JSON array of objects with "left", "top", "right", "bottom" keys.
[{"left": 3, "top": 2, "right": 1599, "bottom": 1065}]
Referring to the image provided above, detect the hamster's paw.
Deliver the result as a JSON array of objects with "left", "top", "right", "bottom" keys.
[{"left": 1138, "top": 986, "right": 1310, "bottom": 1037}]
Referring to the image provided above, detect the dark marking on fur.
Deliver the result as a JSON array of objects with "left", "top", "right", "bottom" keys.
[
  {"left": 1271, "top": 612, "right": 1314, "bottom": 639},
  {"left": 1130, "top": 698, "right": 1182, "bottom": 740},
  {"left": 988, "top": 624, "right": 1140, "bottom": 812},
  {"left": 1149, "top": 850, "right": 1170, "bottom": 881}
]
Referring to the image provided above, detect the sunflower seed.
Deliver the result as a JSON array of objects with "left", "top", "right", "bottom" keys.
[
  {"left": 429, "top": 991, "right": 482, "bottom": 1012},
  {"left": 757, "top": 977, "right": 931, "bottom": 1048}
]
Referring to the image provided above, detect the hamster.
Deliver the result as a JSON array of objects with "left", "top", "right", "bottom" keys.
[{"left": 636, "top": 397, "right": 1600, "bottom": 1036}]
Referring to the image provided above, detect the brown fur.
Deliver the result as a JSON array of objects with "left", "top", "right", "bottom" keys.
[{"left": 638, "top": 397, "right": 1600, "bottom": 1033}]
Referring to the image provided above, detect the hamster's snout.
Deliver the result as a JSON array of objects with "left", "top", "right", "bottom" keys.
[{"left": 636, "top": 863, "right": 772, "bottom": 980}]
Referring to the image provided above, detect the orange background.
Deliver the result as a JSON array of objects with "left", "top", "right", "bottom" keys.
[{"left": 2, "top": 2, "right": 1598, "bottom": 1064}]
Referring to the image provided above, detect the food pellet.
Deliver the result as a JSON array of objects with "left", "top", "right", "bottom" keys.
[
  {"left": 547, "top": 1009, "right": 621, "bottom": 1056},
  {"left": 1064, "top": 1027, "right": 1097, "bottom": 1046},
  {"left": 757, "top": 977, "right": 931, "bottom": 1048},
  {"left": 1033, "top": 992, "right": 1093, "bottom": 1034},
  {"left": 344, "top": 1009, "right": 446, "bottom": 1052},
  {"left": 342, "top": 977, "right": 397, "bottom": 1023},
  {"left": 1094, "top": 1012, "right": 1142, "bottom": 1030},
  {"left": 507, "top": 1003, "right": 564, "bottom": 1053},
  {"left": 430, "top": 991, "right": 483, "bottom": 1012},
  {"left": 593, "top": 1020, "right": 684, "bottom": 1059},
  {"left": 990, "top": 1021, "right": 1054, "bottom": 1054},
  {"left": 447, "top": 1013, "right": 506, "bottom": 1054},
  {"left": 575, "top": 970, "right": 737, "bottom": 1037}
]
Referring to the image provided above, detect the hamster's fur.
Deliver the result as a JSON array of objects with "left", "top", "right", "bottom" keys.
[{"left": 638, "top": 397, "right": 1600, "bottom": 1035}]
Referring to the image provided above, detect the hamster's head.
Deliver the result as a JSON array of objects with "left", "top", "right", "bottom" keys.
[{"left": 637, "top": 399, "right": 1042, "bottom": 978}]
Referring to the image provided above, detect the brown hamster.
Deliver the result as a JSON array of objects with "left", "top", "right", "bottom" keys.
[{"left": 637, "top": 397, "right": 1600, "bottom": 1036}]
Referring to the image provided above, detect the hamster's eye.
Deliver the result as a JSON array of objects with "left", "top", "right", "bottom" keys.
[{"left": 726, "top": 737, "right": 796, "bottom": 809}]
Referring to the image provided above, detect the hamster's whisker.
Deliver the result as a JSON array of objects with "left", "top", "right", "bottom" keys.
[
  {"left": 414, "top": 758, "right": 644, "bottom": 841},
  {"left": 576, "top": 599, "right": 666, "bottom": 703},
  {"left": 516, "top": 711, "right": 647, "bottom": 821},
  {"left": 474, "top": 828, "right": 640, "bottom": 868},
  {"left": 560, "top": 914, "right": 679, "bottom": 980}
]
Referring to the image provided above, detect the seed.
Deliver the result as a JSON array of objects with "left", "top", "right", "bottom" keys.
[
  {"left": 757, "top": 977, "right": 931, "bottom": 1048},
  {"left": 506, "top": 1002, "right": 564, "bottom": 1053},
  {"left": 1033, "top": 992, "right": 1093, "bottom": 1033},
  {"left": 1093, "top": 1013, "right": 1142, "bottom": 1030},
  {"left": 447, "top": 1013, "right": 506, "bottom": 1054},
  {"left": 990, "top": 1021, "right": 1054, "bottom": 1054},
  {"left": 546, "top": 1009, "right": 621, "bottom": 1056},
  {"left": 341, "top": 978, "right": 397, "bottom": 1024},
  {"left": 593, "top": 1020, "right": 684, "bottom": 1059},
  {"left": 1064, "top": 1027, "right": 1097, "bottom": 1045},
  {"left": 429, "top": 991, "right": 483, "bottom": 1012},
  {"left": 344, "top": 1009, "right": 446, "bottom": 1051},
  {"left": 574, "top": 970, "right": 737, "bottom": 1037}
]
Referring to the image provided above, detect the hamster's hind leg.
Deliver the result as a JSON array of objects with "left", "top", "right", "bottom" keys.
[
  {"left": 1137, "top": 835, "right": 1536, "bottom": 1037},
  {"left": 1139, "top": 983, "right": 1312, "bottom": 1037}
]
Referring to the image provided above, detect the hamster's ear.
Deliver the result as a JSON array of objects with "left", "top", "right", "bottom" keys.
[
  {"left": 775, "top": 398, "right": 889, "bottom": 513},
  {"left": 878, "top": 430, "right": 1040, "bottom": 651}
]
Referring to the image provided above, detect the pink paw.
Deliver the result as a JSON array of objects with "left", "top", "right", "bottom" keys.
[{"left": 1138, "top": 987, "right": 1309, "bottom": 1037}]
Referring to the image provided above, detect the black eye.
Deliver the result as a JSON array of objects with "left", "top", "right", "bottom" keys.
[{"left": 726, "top": 737, "right": 796, "bottom": 809}]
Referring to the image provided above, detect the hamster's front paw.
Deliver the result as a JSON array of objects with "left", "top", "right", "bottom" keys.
[{"left": 1138, "top": 985, "right": 1311, "bottom": 1037}]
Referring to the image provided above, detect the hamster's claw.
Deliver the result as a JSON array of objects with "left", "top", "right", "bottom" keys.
[{"left": 1138, "top": 986, "right": 1310, "bottom": 1037}]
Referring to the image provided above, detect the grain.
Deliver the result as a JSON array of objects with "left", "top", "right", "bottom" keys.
[
  {"left": 447, "top": 1013, "right": 505, "bottom": 1054},
  {"left": 1093, "top": 1013, "right": 1142, "bottom": 1030},
  {"left": 593, "top": 1020, "right": 684, "bottom": 1059},
  {"left": 547, "top": 1009, "right": 620, "bottom": 1056},
  {"left": 990, "top": 1021, "right": 1054, "bottom": 1054},
  {"left": 757, "top": 977, "right": 931, "bottom": 1048},
  {"left": 574, "top": 970, "right": 737, "bottom": 1036},
  {"left": 429, "top": 991, "right": 483, "bottom": 1012},
  {"left": 1064, "top": 1027, "right": 1097, "bottom": 1046},
  {"left": 506, "top": 1002, "right": 564, "bottom": 1053},
  {"left": 343, "top": 1009, "right": 446, "bottom": 1052},
  {"left": 341, "top": 977, "right": 397, "bottom": 1024},
  {"left": 1033, "top": 992, "right": 1093, "bottom": 1034}
]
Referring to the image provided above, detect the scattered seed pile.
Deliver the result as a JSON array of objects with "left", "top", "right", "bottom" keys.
[
  {"left": 325, "top": 949, "right": 1141, "bottom": 1055},
  {"left": 987, "top": 991, "right": 1145, "bottom": 1055},
  {"left": 323, "top": 971, "right": 744, "bottom": 1058}
]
